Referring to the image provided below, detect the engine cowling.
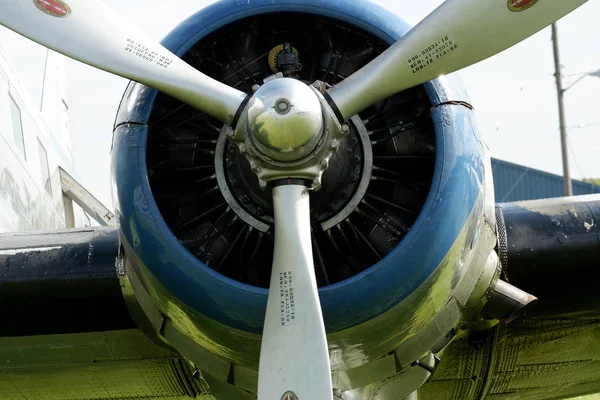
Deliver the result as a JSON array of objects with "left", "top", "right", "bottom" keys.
[{"left": 112, "top": 0, "right": 498, "bottom": 397}]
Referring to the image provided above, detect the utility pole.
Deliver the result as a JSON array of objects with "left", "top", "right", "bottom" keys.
[{"left": 551, "top": 23, "right": 573, "bottom": 196}]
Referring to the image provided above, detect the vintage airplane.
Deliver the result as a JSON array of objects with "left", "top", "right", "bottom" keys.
[{"left": 0, "top": 0, "right": 599, "bottom": 399}]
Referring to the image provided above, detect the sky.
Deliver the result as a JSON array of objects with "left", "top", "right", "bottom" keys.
[{"left": 0, "top": 0, "right": 599, "bottom": 209}]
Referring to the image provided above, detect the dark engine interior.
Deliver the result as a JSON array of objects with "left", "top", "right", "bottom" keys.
[{"left": 146, "top": 13, "right": 436, "bottom": 288}]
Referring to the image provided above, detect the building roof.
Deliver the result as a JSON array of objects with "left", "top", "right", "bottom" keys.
[{"left": 491, "top": 158, "right": 600, "bottom": 202}]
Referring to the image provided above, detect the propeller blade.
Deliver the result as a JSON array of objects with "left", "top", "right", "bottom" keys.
[
  {"left": 326, "top": 0, "right": 588, "bottom": 121},
  {"left": 0, "top": 0, "right": 247, "bottom": 124},
  {"left": 258, "top": 184, "right": 332, "bottom": 399}
]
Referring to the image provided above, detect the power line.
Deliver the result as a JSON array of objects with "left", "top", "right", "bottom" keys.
[
  {"left": 566, "top": 135, "right": 586, "bottom": 179},
  {"left": 500, "top": 166, "right": 531, "bottom": 202},
  {"left": 569, "top": 122, "right": 600, "bottom": 130}
]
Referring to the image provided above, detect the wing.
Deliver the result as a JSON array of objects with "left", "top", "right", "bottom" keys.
[
  {"left": 422, "top": 195, "right": 600, "bottom": 400},
  {"left": 0, "top": 227, "right": 208, "bottom": 400}
]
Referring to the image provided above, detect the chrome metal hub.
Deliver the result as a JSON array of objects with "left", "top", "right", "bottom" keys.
[
  {"left": 228, "top": 77, "right": 348, "bottom": 190},
  {"left": 247, "top": 78, "right": 323, "bottom": 162}
]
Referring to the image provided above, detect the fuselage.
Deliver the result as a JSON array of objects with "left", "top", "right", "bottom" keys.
[{"left": 0, "top": 49, "right": 89, "bottom": 232}]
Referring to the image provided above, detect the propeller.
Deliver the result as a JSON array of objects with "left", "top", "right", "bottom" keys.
[
  {"left": 258, "top": 184, "right": 332, "bottom": 399},
  {"left": 0, "top": 0, "right": 588, "bottom": 398},
  {"left": 326, "top": 0, "right": 589, "bottom": 121},
  {"left": 0, "top": 0, "right": 247, "bottom": 124}
]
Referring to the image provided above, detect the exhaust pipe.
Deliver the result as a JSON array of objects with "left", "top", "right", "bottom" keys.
[{"left": 483, "top": 279, "right": 538, "bottom": 323}]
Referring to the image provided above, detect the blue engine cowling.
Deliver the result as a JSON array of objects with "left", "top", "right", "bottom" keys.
[{"left": 112, "top": 0, "right": 497, "bottom": 397}]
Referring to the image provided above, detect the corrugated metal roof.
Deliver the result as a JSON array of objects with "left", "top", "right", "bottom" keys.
[{"left": 491, "top": 158, "right": 600, "bottom": 202}]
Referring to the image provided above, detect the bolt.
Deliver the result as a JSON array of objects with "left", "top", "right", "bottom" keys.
[
  {"left": 341, "top": 124, "right": 350, "bottom": 136},
  {"left": 231, "top": 180, "right": 238, "bottom": 188},
  {"left": 256, "top": 207, "right": 264, "bottom": 216},
  {"left": 350, "top": 173, "right": 359, "bottom": 182},
  {"left": 252, "top": 84, "right": 260, "bottom": 92},
  {"left": 327, "top": 203, "right": 336, "bottom": 212},
  {"left": 330, "top": 140, "right": 338, "bottom": 150},
  {"left": 227, "top": 160, "right": 234, "bottom": 168},
  {"left": 352, "top": 155, "right": 361, "bottom": 164},
  {"left": 239, "top": 144, "right": 247, "bottom": 153},
  {"left": 351, "top": 138, "right": 358, "bottom": 146},
  {"left": 341, "top": 189, "right": 349, "bottom": 199},
  {"left": 241, "top": 195, "right": 250, "bottom": 204},
  {"left": 226, "top": 129, "right": 235, "bottom": 137},
  {"left": 274, "top": 99, "right": 292, "bottom": 114},
  {"left": 313, "top": 178, "right": 320, "bottom": 185},
  {"left": 320, "top": 159, "right": 329, "bottom": 170},
  {"left": 251, "top": 161, "right": 259, "bottom": 171}
]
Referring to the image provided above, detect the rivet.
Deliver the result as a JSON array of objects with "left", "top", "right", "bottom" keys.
[{"left": 558, "top": 234, "right": 567, "bottom": 244}]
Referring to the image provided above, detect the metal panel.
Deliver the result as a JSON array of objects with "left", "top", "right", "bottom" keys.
[
  {"left": 491, "top": 158, "right": 600, "bottom": 202},
  {"left": 0, "top": 227, "right": 135, "bottom": 336},
  {"left": 0, "top": 329, "right": 209, "bottom": 400}
]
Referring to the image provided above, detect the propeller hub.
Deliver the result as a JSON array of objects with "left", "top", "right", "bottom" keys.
[{"left": 247, "top": 78, "right": 323, "bottom": 162}]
